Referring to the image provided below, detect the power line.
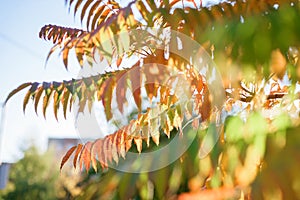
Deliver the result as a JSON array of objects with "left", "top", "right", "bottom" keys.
[
  {"left": 0, "top": 32, "right": 44, "bottom": 61},
  {"left": 0, "top": 31, "right": 68, "bottom": 69}
]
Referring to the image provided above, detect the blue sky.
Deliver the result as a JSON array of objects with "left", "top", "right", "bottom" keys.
[{"left": 0, "top": 0, "right": 84, "bottom": 162}]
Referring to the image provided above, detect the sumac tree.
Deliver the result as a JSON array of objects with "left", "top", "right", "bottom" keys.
[{"left": 5, "top": 0, "right": 300, "bottom": 199}]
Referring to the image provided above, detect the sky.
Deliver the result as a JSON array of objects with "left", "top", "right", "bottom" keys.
[{"left": 0, "top": 0, "right": 85, "bottom": 163}]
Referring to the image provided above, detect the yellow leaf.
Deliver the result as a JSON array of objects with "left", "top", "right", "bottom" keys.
[{"left": 134, "top": 137, "right": 143, "bottom": 153}]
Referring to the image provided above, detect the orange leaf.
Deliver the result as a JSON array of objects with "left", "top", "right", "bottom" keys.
[
  {"left": 129, "top": 63, "right": 142, "bottom": 111},
  {"left": 91, "top": 139, "right": 106, "bottom": 169},
  {"left": 102, "top": 137, "right": 110, "bottom": 167},
  {"left": 90, "top": 141, "right": 100, "bottom": 172},
  {"left": 73, "top": 143, "right": 83, "bottom": 169},
  {"left": 53, "top": 91, "right": 59, "bottom": 120},
  {"left": 87, "top": 3, "right": 104, "bottom": 30},
  {"left": 91, "top": 6, "right": 106, "bottom": 30},
  {"left": 116, "top": 71, "right": 127, "bottom": 113},
  {"left": 23, "top": 82, "right": 39, "bottom": 113},
  {"left": 97, "top": 139, "right": 108, "bottom": 169},
  {"left": 23, "top": 90, "right": 32, "bottom": 113},
  {"left": 34, "top": 86, "right": 44, "bottom": 114},
  {"left": 105, "top": 136, "right": 113, "bottom": 164},
  {"left": 74, "top": 0, "right": 83, "bottom": 17},
  {"left": 101, "top": 77, "right": 115, "bottom": 121},
  {"left": 97, "top": 9, "right": 110, "bottom": 28},
  {"left": 62, "top": 47, "right": 70, "bottom": 70},
  {"left": 60, "top": 145, "right": 77, "bottom": 171},
  {"left": 112, "top": 131, "right": 120, "bottom": 164},
  {"left": 79, "top": 142, "right": 93, "bottom": 171},
  {"left": 116, "top": 57, "right": 122, "bottom": 67},
  {"left": 61, "top": 89, "right": 70, "bottom": 119},
  {"left": 178, "top": 187, "right": 239, "bottom": 200},
  {"left": 200, "top": 85, "right": 211, "bottom": 121},
  {"left": 5, "top": 82, "right": 32, "bottom": 104},
  {"left": 42, "top": 89, "right": 53, "bottom": 119},
  {"left": 170, "top": 0, "right": 181, "bottom": 7}
]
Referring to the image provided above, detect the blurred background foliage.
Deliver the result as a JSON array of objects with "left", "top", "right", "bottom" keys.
[{"left": 0, "top": 146, "right": 84, "bottom": 200}]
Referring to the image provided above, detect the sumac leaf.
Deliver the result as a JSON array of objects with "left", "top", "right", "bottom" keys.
[
  {"left": 34, "top": 86, "right": 44, "bottom": 114},
  {"left": 73, "top": 143, "right": 83, "bottom": 169},
  {"left": 79, "top": 142, "right": 93, "bottom": 171},
  {"left": 60, "top": 145, "right": 77, "bottom": 171},
  {"left": 5, "top": 82, "right": 32, "bottom": 104}
]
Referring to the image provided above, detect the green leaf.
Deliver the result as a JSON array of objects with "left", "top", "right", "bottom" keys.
[
  {"left": 225, "top": 116, "right": 244, "bottom": 142},
  {"left": 245, "top": 112, "right": 268, "bottom": 140},
  {"left": 253, "top": 134, "right": 267, "bottom": 158},
  {"left": 272, "top": 113, "right": 291, "bottom": 132}
]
